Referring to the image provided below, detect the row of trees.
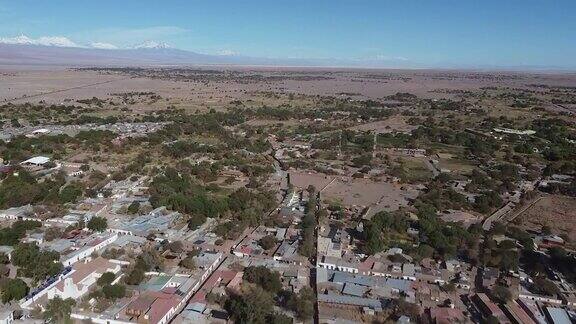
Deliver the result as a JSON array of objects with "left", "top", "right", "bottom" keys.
[{"left": 299, "top": 186, "right": 318, "bottom": 257}]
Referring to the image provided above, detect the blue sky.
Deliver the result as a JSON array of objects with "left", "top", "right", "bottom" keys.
[{"left": 0, "top": 0, "right": 575, "bottom": 68}]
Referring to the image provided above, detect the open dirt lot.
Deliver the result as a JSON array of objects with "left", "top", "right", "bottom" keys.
[
  {"left": 289, "top": 170, "right": 335, "bottom": 191},
  {"left": 289, "top": 170, "right": 419, "bottom": 215},
  {"left": 349, "top": 115, "right": 417, "bottom": 134},
  {"left": 517, "top": 195, "right": 576, "bottom": 244}
]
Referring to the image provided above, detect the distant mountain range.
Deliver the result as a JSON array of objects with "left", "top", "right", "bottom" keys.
[
  {"left": 0, "top": 35, "right": 415, "bottom": 68},
  {"left": 0, "top": 36, "right": 572, "bottom": 71}
]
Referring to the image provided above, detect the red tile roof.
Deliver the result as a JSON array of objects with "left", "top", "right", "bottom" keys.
[
  {"left": 148, "top": 294, "right": 180, "bottom": 324},
  {"left": 190, "top": 291, "right": 206, "bottom": 303},
  {"left": 358, "top": 256, "right": 375, "bottom": 271},
  {"left": 126, "top": 291, "right": 182, "bottom": 323},
  {"left": 430, "top": 307, "right": 465, "bottom": 324}
]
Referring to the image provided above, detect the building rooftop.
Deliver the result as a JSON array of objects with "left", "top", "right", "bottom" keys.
[
  {"left": 52, "top": 257, "right": 119, "bottom": 293},
  {"left": 318, "top": 293, "right": 384, "bottom": 311},
  {"left": 0, "top": 246, "right": 14, "bottom": 255},
  {"left": 429, "top": 307, "right": 466, "bottom": 324},
  {"left": 342, "top": 283, "right": 368, "bottom": 297},
  {"left": 111, "top": 234, "right": 147, "bottom": 248},
  {"left": 545, "top": 307, "right": 571, "bottom": 324},
  {"left": 21, "top": 156, "right": 50, "bottom": 165}
]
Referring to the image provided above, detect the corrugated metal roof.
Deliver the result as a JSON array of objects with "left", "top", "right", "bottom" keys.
[
  {"left": 318, "top": 293, "right": 383, "bottom": 311},
  {"left": 545, "top": 307, "right": 571, "bottom": 324},
  {"left": 342, "top": 283, "right": 368, "bottom": 297}
]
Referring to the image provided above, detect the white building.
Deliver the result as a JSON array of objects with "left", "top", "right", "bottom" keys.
[
  {"left": 318, "top": 256, "right": 359, "bottom": 274},
  {"left": 20, "top": 156, "right": 51, "bottom": 167},
  {"left": 60, "top": 233, "right": 118, "bottom": 267},
  {"left": 47, "top": 257, "right": 121, "bottom": 300},
  {"left": 0, "top": 309, "right": 14, "bottom": 324}
]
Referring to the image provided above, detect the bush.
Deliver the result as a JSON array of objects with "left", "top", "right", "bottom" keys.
[
  {"left": 59, "top": 183, "right": 83, "bottom": 204},
  {"left": 102, "top": 284, "right": 126, "bottom": 300},
  {"left": 44, "top": 227, "right": 63, "bottom": 242},
  {"left": 491, "top": 285, "right": 512, "bottom": 303},
  {"left": 167, "top": 241, "right": 184, "bottom": 254},
  {"left": 180, "top": 256, "right": 196, "bottom": 270},
  {"left": 124, "top": 268, "right": 145, "bottom": 285},
  {"left": 87, "top": 216, "right": 107, "bottom": 232}
]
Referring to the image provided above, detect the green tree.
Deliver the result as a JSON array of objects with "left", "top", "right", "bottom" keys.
[
  {"left": 59, "top": 183, "right": 83, "bottom": 204},
  {"left": 491, "top": 285, "right": 512, "bottom": 303},
  {"left": 0, "top": 220, "right": 42, "bottom": 246},
  {"left": 417, "top": 244, "right": 435, "bottom": 259},
  {"left": 180, "top": 256, "right": 196, "bottom": 270},
  {"left": 243, "top": 266, "right": 282, "bottom": 294},
  {"left": 227, "top": 285, "right": 274, "bottom": 324},
  {"left": 295, "top": 287, "right": 315, "bottom": 320},
  {"left": 188, "top": 214, "right": 207, "bottom": 230},
  {"left": 258, "top": 235, "right": 276, "bottom": 250},
  {"left": 96, "top": 272, "right": 116, "bottom": 287},
  {"left": 124, "top": 268, "right": 145, "bottom": 285},
  {"left": 267, "top": 312, "right": 292, "bottom": 324},
  {"left": 1, "top": 278, "right": 28, "bottom": 303},
  {"left": 87, "top": 216, "right": 107, "bottom": 232},
  {"left": 11, "top": 243, "right": 62, "bottom": 281},
  {"left": 102, "top": 284, "right": 126, "bottom": 300},
  {"left": 127, "top": 201, "right": 140, "bottom": 214},
  {"left": 43, "top": 296, "right": 75, "bottom": 324}
]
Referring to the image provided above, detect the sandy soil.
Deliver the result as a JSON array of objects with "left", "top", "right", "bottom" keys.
[
  {"left": 3, "top": 67, "right": 576, "bottom": 111},
  {"left": 289, "top": 169, "right": 419, "bottom": 214},
  {"left": 289, "top": 170, "right": 335, "bottom": 191},
  {"left": 0, "top": 69, "right": 260, "bottom": 112},
  {"left": 517, "top": 195, "right": 576, "bottom": 243},
  {"left": 349, "top": 115, "right": 417, "bottom": 134}
]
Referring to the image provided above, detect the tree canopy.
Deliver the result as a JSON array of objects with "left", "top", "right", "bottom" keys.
[{"left": 87, "top": 216, "right": 108, "bottom": 232}]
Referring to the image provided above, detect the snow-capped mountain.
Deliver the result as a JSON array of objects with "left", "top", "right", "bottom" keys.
[
  {"left": 130, "top": 40, "right": 171, "bottom": 50},
  {"left": 0, "top": 35, "right": 80, "bottom": 48},
  {"left": 0, "top": 35, "right": 172, "bottom": 50},
  {"left": 89, "top": 42, "right": 118, "bottom": 50},
  {"left": 0, "top": 34, "right": 416, "bottom": 68}
]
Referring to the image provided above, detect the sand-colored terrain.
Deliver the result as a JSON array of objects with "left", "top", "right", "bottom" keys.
[
  {"left": 349, "top": 115, "right": 417, "bottom": 134},
  {"left": 517, "top": 195, "right": 576, "bottom": 244},
  {"left": 3, "top": 67, "right": 576, "bottom": 114},
  {"left": 289, "top": 169, "right": 419, "bottom": 215}
]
